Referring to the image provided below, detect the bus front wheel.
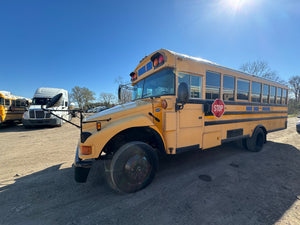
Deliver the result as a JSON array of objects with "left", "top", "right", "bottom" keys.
[
  {"left": 243, "top": 128, "right": 265, "bottom": 152},
  {"left": 105, "top": 141, "right": 158, "bottom": 193}
]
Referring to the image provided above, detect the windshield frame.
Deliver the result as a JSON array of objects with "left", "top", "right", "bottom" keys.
[{"left": 132, "top": 68, "right": 176, "bottom": 101}]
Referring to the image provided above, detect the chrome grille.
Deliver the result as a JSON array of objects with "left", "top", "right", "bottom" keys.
[
  {"left": 29, "top": 110, "right": 35, "bottom": 118},
  {"left": 35, "top": 110, "right": 45, "bottom": 118}
]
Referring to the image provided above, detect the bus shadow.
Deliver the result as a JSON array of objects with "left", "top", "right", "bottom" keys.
[{"left": 0, "top": 141, "right": 299, "bottom": 225}]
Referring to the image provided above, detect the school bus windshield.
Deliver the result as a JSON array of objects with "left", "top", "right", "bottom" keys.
[{"left": 132, "top": 68, "right": 175, "bottom": 100}]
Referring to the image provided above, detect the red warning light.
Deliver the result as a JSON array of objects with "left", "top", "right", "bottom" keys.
[{"left": 158, "top": 55, "right": 164, "bottom": 64}]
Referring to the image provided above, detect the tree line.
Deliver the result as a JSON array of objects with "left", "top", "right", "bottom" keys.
[
  {"left": 240, "top": 60, "right": 300, "bottom": 114},
  {"left": 70, "top": 77, "right": 131, "bottom": 111},
  {"left": 70, "top": 86, "right": 117, "bottom": 110},
  {"left": 69, "top": 60, "right": 300, "bottom": 114}
]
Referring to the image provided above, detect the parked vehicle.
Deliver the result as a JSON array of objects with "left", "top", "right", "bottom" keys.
[
  {"left": 47, "top": 49, "right": 288, "bottom": 193},
  {"left": 87, "top": 106, "right": 107, "bottom": 113},
  {"left": 0, "top": 91, "right": 30, "bottom": 125},
  {"left": 22, "top": 87, "right": 71, "bottom": 128}
]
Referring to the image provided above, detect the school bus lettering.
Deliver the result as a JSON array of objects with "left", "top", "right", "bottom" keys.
[{"left": 46, "top": 49, "right": 288, "bottom": 193}]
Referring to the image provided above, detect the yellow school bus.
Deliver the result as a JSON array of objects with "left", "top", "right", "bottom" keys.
[
  {"left": 74, "top": 49, "right": 288, "bottom": 193},
  {"left": 0, "top": 91, "right": 30, "bottom": 125}
]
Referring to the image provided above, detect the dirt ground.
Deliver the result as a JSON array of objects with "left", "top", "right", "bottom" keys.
[{"left": 0, "top": 117, "right": 300, "bottom": 225}]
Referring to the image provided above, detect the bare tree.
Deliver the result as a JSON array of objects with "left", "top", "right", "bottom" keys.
[
  {"left": 289, "top": 76, "right": 300, "bottom": 102},
  {"left": 70, "top": 86, "right": 95, "bottom": 110},
  {"left": 240, "top": 60, "right": 282, "bottom": 82},
  {"left": 115, "top": 76, "right": 132, "bottom": 104},
  {"left": 99, "top": 93, "right": 116, "bottom": 107}
]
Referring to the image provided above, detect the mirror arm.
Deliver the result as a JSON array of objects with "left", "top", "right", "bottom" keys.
[
  {"left": 175, "top": 101, "right": 185, "bottom": 112},
  {"left": 203, "top": 102, "right": 211, "bottom": 113},
  {"left": 41, "top": 105, "right": 81, "bottom": 129}
]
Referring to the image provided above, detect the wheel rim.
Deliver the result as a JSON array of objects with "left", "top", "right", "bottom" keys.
[{"left": 124, "top": 154, "right": 151, "bottom": 184}]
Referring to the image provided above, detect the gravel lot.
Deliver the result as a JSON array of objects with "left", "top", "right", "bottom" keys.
[{"left": 0, "top": 117, "right": 300, "bottom": 225}]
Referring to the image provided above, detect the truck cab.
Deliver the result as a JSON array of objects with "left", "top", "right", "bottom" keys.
[{"left": 23, "top": 87, "right": 71, "bottom": 128}]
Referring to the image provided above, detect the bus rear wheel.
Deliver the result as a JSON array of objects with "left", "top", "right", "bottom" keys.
[
  {"left": 243, "top": 128, "right": 265, "bottom": 152},
  {"left": 105, "top": 141, "right": 158, "bottom": 193}
]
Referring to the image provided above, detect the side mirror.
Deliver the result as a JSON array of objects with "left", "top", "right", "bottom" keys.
[
  {"left": 178, "top": 82, "right": 189, "bottom": 104},
  {"left": 46, "top": 93, "right": 63, "bottom": 108}
]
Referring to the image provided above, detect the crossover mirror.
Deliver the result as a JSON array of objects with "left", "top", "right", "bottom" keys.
[{"left": 46, "top": 93, "right": 63, "bottom": 108}]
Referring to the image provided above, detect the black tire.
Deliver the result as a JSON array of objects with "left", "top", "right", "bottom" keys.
[
  {"left": 105, "top": 141, "right": 158, "bottom": 193},
  {"left": 244, "top": 128, "right": 265, "bottom": 152}
]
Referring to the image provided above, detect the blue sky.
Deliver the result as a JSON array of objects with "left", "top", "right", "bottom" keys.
[{"left": 0, "top": 0, "right": 299, "bottom": 99}]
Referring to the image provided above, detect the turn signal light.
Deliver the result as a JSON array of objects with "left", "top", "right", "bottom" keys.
[
  {"left": 161, "top": 99, "right": 168, "bottom": 109},
  {"left": 81, "top": 146, "right": 92, "bottom": 155},
  {"left": 96, "top": 122, "right": 101, "bottom": 131}
]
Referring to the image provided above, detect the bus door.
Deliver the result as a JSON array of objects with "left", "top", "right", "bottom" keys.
[{"left": 176, "top": 73, "right": 204, "bottom": 153}]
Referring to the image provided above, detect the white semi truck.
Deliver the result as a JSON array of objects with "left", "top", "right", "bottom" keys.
[{"left": 23, "top": 87, "right": 72, "bottom": 128}]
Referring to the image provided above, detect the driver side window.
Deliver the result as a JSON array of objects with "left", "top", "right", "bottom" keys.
[{"left": 178, "top": 73, "right": 202, "bottom": 99}]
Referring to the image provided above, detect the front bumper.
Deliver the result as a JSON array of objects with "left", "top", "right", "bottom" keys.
[
  {"left": 74, "top": 145, "right": 94, "bottom": 183},
  {"left": 23, "top": 118, "right": 60, "bottom": 126}
]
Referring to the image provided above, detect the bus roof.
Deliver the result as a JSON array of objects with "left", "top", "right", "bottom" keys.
[
  {"left": 147, "top": 49, "right": 287, "bottom": 88},
  {"left": 0, "top": 90, "right": 31, "bottom": 101}
]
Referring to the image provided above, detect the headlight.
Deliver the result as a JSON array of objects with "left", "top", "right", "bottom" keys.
[
  {"left": 23, "top": 111, "right": 29, "bottom": 119},
  {"left": 50, "top": 112, "right": 60, "bottom": 119}
]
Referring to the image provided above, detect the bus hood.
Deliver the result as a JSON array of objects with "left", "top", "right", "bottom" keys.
[{"left": 85, "top": 101, "right": 152, "bottom": 122}]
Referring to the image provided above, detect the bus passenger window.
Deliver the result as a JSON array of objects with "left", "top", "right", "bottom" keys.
[
  {"left": 11, "top": 100, "right": 16, "bottom": 106},
  {"left": 223, "top": 75, "right": 235, "bottom": 101},
  {"left": 263, "top": 84, "right": 269, "bottom": 103},
  {"left": 270, "top": 86, "right": 276, "bottom": 104},
  {"left": 237, "top": 79, "right": 249, "bottom": 101},
  {"left": 0, "top": 97, "right": 3, "bottom": 105},
  {"left": 178, "top": 73, "right": 202, "bottom": 99},
  {"left": 190, "top": 76, "right": 202, "bottom": 98},
  {"left": 251, "top": 82, "right": 261, "bottom": 103},
  {"left": 206, "top": 71, "right": 220, "bottom": 99},
  {"left": 277, "top": 88, "right": 282, "bottom": 104},
  {"left": 282, "top": 89, "right": 287, "bottom": 104},
  {"left": 5, "top": 99, "right": 10, "bottom": 106},
  {"left": 16, "top": 100, "right": 21, "bottom": 107}
]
